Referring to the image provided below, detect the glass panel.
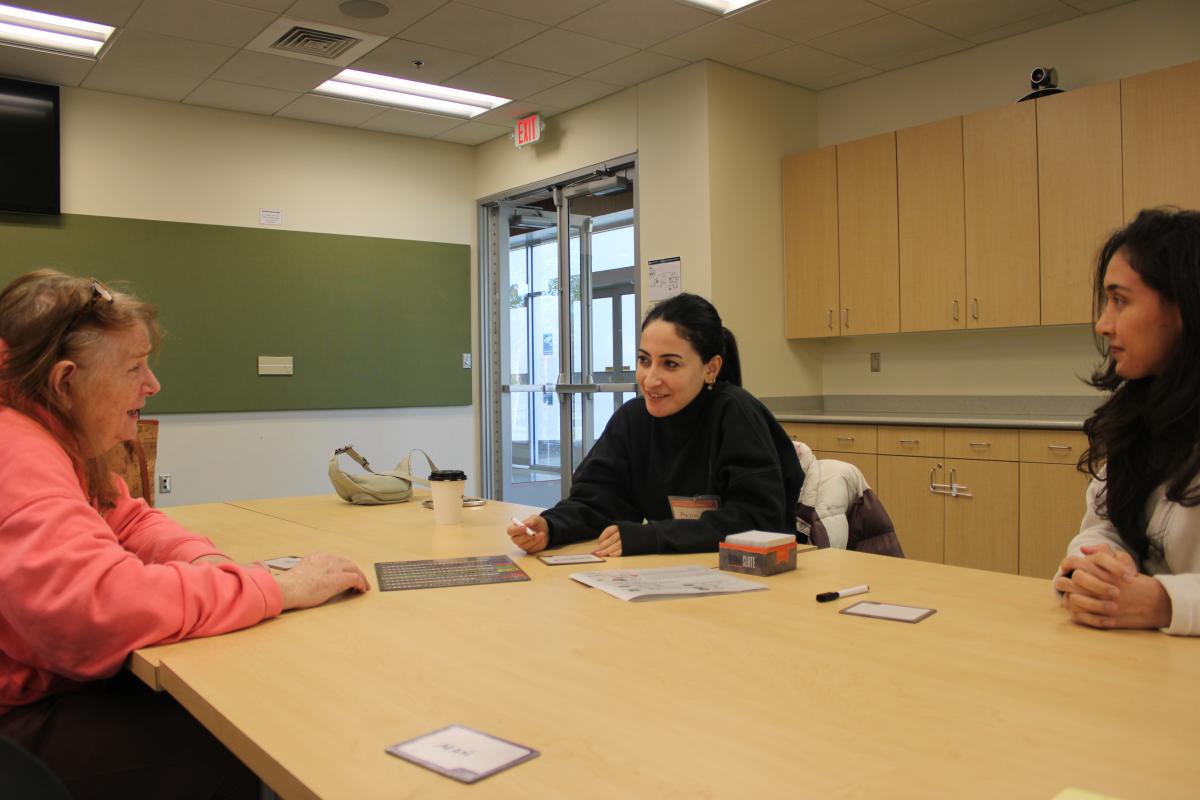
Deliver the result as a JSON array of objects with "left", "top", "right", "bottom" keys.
[
  {"left": 621, "top": 293, "right": 636, "bottom": 372},
  {"left": 592, "top": 224, "right": 634, "bottom": 272},
  {"left": 591, "top": 298, "right": 613, "bottom": 374}
]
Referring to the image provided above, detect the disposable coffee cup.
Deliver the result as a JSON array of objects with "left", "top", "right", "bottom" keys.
[{"left": 429, "top": 469, "right": 467, "bottom": 525}]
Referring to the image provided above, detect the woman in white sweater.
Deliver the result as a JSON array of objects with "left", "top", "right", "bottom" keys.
[{"left": 1055, "top": 208, "right": 1200, "bottom": 635}]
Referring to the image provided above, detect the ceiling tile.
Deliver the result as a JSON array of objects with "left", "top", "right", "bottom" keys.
[
  {"left": 523, "top": 77, "right": 620, "bottom": 109},
  {"left": 98, "top": 30, "right": 236, "bottom": 77},
  {"left": 434, "top": 120, "right": 511, "bottom": 144},
  {"left": 283, "top": 0, "right": 448, "bottom": 36},
  {"left": 1062, "top": 0, "right": 1131, "bottom": 10},
  {"left": 652, "top": 20, "right": 793, "bottom": 65},
  {"left": 446, "top": 59, "right": 568, "bottom": 99},
  {"left": 81, "top": 61, "right": 205, "bottom": 102},
  {"left": 126, "top": 0, "right": 276, "bottom": 48},
  {"left": 455, "top": 0, "right": 605, "bottom": 26},
  {"left": 496, "top": 28, "right": 635, "bottom": 75},
  {"left": 582, "top": 49, "right": 687, "bottom": 86},
  {"left": 900, "top": 0, "right": 1071, "bottom": 40},
  {"left": 0, "top": 44, "right": 95, "bottom": 87},
  {"left": 358, "top": 107, "right": 463, "bottom": 136},
  {"left": 183, "top": 78, "right": 299, "bottom": 114},
  {"left": 14, "top": 0, "right": 142, "bottom": 27},
  {"left": 349, "top": 38, "right": 482, "bottom": 82},
  {"left": 560, "top": 0, "right": 715, "bottom": 50},
  {"left": 275, "top": 93, "right": 387, "bottom": 125},
  {"left": 963, "top": 6, "right": 1081, "bottom": 44},
  {"left": 471, "top": 99, "right": 562, "bottom": 126},
  {"left": 740, "top": 43, "right": 878, "bottom": 90},
  {"left": 733, "top": 0, "right": 887, "bottom": 42},
  {"left": 212, "top": 50, "right": 341, "bottom": 92},
  {"left": 398, "top": 3, "right": 547, "bottom": 58},
  {"left": 224, "top": 0, "right": 294, "bottom": 11},
  {"left": 806, "top": 13, "right": 970, "bottom": 71}
]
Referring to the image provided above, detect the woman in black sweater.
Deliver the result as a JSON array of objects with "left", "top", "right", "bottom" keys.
[{"left": 506, "top": 293, "right": 803, "bottom": 556}]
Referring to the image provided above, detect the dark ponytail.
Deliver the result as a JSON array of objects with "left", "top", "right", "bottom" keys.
[{"left": 642, "top": 293, "right": 742, "bottom": 387}]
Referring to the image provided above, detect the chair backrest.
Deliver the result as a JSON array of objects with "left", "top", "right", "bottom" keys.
[
  {"left": 0, "top": 736, "right": 71, "bottom": 800},
  {"left": 793, "top": 440, "right": 904, "bottom": 558},
  {"left": 113, "top": 418, "right": 160, "bottom": 506}
]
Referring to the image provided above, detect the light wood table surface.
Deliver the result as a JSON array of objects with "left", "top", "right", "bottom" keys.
[{"left": 134, "top": 494, "right": 1200, "bottom": 800}]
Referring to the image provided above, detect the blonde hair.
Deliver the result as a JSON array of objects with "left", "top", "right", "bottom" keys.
[{"left": 0, "top": 269, "right": 162, "bottom": 508}]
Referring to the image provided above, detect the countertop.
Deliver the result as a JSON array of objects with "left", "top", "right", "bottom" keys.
[{"left": 774, "top": 410, "right": 1085, "bottom": 430}]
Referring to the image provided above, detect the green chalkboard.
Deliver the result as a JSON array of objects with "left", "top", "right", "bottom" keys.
[{"left": 0, "top": 214, "right": 471, "bottom": 413}]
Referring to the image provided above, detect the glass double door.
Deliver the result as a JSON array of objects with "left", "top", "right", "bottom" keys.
[{"left": 483, "top": 165, "right": 638, "bottom": 505}]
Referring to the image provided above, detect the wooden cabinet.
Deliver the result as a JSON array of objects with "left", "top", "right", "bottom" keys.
[
  {"left": 897, "top": 117, "right": 965, "bottom": 332},
  {"left": 785, "top": 420, "right": 1088, "bottom": 577},
  {"left": 1036, "top": 81, "right": 1123, "bottom": 325},
  {"left": 836, "top": 132, "right": 899, "bottom": 335},
  {"left": 963, "top": 102, "right": 1040, "bottom": 329},
  {"left": 782, "top": 58, "right": 1200, "bottom": 339},
  {"left": 943, "top": 458, "right": 1019, "bottom": 573},
  {"left": 878, "top": 455, "right": 944, "bottom": 564},
  {"left": 782, "top": 147, "right": 840, "bottom": 338},
  {"left": 1122, "top": 59, "right": 1200, "bottom": 218}
]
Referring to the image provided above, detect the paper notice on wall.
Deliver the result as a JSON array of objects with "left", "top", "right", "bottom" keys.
[
  {"left": 646, "top": 257, "right": 681, "bottom": 302},
  {"left": 259, "top": 208, "right": 283, "bottom": 226}
]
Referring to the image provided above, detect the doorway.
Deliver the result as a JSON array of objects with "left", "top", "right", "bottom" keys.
[{"left": 479, "top": 160, "right": 638, "bottom": 504}]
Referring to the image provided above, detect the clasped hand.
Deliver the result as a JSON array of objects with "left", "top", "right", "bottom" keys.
[
  {"left": 505, "top": 517, "right": 623, "bottom": 557},
  {"left": 1054, "top": 544, "right": 1171, "bottom": 629}
]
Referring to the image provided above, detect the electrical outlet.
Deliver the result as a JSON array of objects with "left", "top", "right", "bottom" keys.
[
  {"left": 870, "top": 352, "right": 881, "bottom": 372},
  {"left": 158, "top": 474, "right": 172, "bottom": 494},
  {"left": 462, "top": 353, "right": 472, "bottom": 369}
]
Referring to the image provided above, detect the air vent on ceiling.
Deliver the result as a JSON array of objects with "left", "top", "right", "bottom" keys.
[
  {"left": 246, "top": 18, "right": 386, "bottom": 68},
  {"left": 271, "top": 26, "right": 360, "bottom": 60}
]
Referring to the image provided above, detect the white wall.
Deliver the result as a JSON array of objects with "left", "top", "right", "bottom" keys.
[
  {"left": 809, "top": 0, "right": 1200, "bottom": 399},
  {"left": 60, "top": 88, "right": 479, "bottom": 506}
]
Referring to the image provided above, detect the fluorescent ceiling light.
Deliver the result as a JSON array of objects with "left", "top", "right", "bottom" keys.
[
  {"left": 0, "top": 3, "right": 113, "bottom": 58},
  {"left": 314, "top": 69, "right": 509, "bottom": 119},
  {"left": 676, "top": 0, "right": 765, "bottom": 14}
]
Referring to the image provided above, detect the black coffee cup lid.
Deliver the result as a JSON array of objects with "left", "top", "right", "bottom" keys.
[{"left": 429, "top": 469, "right": 467, "bottom": 481}]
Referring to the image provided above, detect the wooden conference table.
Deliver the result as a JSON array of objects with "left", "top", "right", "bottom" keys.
[{"left": 132, "top": 494, "right": 1199, "bottom": 800}]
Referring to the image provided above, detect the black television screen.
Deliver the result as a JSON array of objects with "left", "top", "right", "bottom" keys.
[{"left": 0, "top": 76, "right": 60, "bottom": 215}]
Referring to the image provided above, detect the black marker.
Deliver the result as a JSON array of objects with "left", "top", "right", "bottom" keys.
[{"left": 816, "top": 584, "right": 869, "bottom": 603}]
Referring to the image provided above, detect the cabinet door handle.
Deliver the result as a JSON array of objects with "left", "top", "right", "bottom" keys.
[
  {"left": 969, "top": 441, "right": 991, "bottom": 448},
  {"left": 952, "top": 300, "right": 959, "bottom": 321},
  {"left": 1047, "top": 444, "right": 1073, "bottom": 451},
  {"left": 930, "top": 462, "right": 953, "bottom": 494},
  {"left": 948, "top": 468, "right": 973, "bottom": 498},
  {"left": 898, "top": 439, "right": 919, "bottom": 445},
  {"left": 842, "top": 308, "right": 849, "bottom": 328},
  {"left": 827, "top": 309, "right": 833, "bottom": 329},
  {"left": 837, "top": 435, "right": 855, "bottom": 443},
  {"left": 971, "top": 298, "right": 979, "bottom": 320}
]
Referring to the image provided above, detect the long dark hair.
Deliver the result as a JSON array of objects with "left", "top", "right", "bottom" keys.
[
  {"left": 1080, "top": 208, "right": 1200, "bottom": 563},
  {"left": 642, "top": 293, "right": 741, "bottom": 387},
  {"left": 0, "top": 269, "right": 161, "bottom": 509}
]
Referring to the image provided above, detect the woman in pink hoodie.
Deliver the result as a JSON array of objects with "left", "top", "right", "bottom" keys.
[{"left": 0, "top": 270, "right": 370, "bottom": 799}]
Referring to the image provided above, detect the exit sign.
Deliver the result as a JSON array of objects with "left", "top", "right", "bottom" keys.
[{"left": 514, "top": 114, "right": 543, "bottom": 148}]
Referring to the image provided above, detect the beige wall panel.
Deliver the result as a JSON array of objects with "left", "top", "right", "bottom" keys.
[
  {"left": 782, "top": 147, "right": 839, "bottom": 339},
  {"left": 1037, "top": 82, "right": 1123, "bottom": 325},
  {"left": 897, "top": 117, "right": 966, "bottom": 332},
  {"left": 836, "top": 132, "right": 899, "bottom": 335},
  {"left": 963, "top": 102, "right": 1040, "bottom": 329},
  {"left": 1122, "top": 58, "right": 1200, "bottom": 218},
  {"left": 1020, "top": 462, "right": 1090, "bottom": 579}
]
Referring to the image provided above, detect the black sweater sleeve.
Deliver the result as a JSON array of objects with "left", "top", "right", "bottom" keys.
[
  {"left": 540, "top": 409, "right": 643, "bottom": 547},
  {"left": 618, "top": 397, "right": 798, "bottom": 555}
]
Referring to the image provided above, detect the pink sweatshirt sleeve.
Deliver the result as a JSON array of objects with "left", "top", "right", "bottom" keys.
[{"left": 0, "top": 416, "right": 283, "bottom": 682}]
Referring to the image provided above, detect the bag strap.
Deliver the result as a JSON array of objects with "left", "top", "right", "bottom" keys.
[
  {"left": 333, "top": 445, "right": 377, "bottom": 474},
  {"left": 394, "top": 449, "right": 438, "bottom": 484}
]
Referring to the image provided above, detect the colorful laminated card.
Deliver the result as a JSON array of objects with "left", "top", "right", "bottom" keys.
[{"left": 374, "top": 555, "right": 530, "bottom": 591}]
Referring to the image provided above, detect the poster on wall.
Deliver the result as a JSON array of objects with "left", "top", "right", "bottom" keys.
[{"left": 646, "top": 257, "right": 681, "bottom": 302}]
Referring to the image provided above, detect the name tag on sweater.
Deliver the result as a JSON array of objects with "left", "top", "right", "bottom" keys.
[{"left": 668, "top": 494, "right": 720, "bottom": 520}]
